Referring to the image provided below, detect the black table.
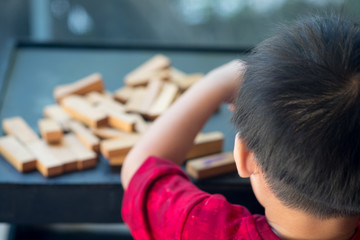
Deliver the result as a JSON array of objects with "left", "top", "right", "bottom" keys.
[{"left": 0, "top": 41, "right": 262, "bottom": 225}]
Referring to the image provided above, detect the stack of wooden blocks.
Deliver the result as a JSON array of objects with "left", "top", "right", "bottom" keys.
[{"left": 0, "top": 54, "right": 237, "bottom": 179}]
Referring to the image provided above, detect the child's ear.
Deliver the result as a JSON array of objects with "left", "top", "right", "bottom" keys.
[{"left": 233, "top": 134, "right": 258, "bottom": 178}]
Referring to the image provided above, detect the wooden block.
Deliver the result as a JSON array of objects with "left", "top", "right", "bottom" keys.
[
  {"left": 2, "top": 117, "right": 40, "bottom": 145},
  {"left": 91, "top": 127, "right": 138, "bottom": 139},
  {"left": 61, "top": 95, "right": 108, "bottom": 128},
  {"left": 86, "top": 92, "right": 126, "bottom": 114},
  {"left": 62, "top": 134, "right": 97, "bottom": 170},
  {"left": 54, "top": 73, "right": 105, "bottom": 102},
  {"left": 85, "top": 91, "right": 115, "bottom": 105},
  {"left": 43, "top": 105, "right": 72, "bottom": 131},
  {"left": 108, "top": 153, "right": 127, "bottom": 166},
  {"left": 38, "top": 118, "right": 63, "bottom": 144},
  {"left": 95, "top": 104, "right": 137, "bottom": 132},
  {"left": 146, "top": 82, "right": 179, "bottom": 119},
  {"left": 68, "top": 120, "right": 100, "bottom": 152},
  {"left": 124, "top": 55, "right": 171, "bottom": 87},
  {"left": 113, "top": 86, "right": 134, "bottom": 104},
  {"left": 124, "top": 87, "right": 147, "bottom": 113},
  {"left": 0, "top": 136, "right": 36, "bottom": 172},
  {"left": 138, "top": 78, "right": 163, "bottom": 114},
  {"left": 186, "top": 132, "right": 224, "bottom": 160},
  {"left": 48, "top": 142, "right": 78, "bottom": 173},
  {"left": 27, "top": 140, "right": 63, "bottom": 177},
  {"left": 100, "top": 135, "right": 140, "bottom": 159},
  {"left": 186, "top": 152, "right": 236, "bottom": 179},
  {"left": 133, "top": 115, "right": 151, "bottom": 134}
]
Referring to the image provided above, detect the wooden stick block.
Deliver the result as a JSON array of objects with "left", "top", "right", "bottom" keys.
[
  {"left": 146, "top": 82, "right": 179, "bottom": 120},
  {"left": 61, "top": 95, "right": 108, "bottom": 128},
  {"left": 170, "top": 67, "right": 203, "bottom": 91},
  {"left": 0, "top": 136, "right": 37, "bottom": 172},
  {"left": 43, "top": 104, "right": 72, "bottom": 131},
  {"left": 113, "top": 86, "right": 134, "bottom": 104},
  {"left": 2, "top": 117, "right": 40, "bottom": 145},
  {"left": 133, "top": 114, "right": 151, "bottom": 134},
  {"left": 38, "top": 119, "right": 63, "bottom": 144},
  {"left": 124, "top": 87, "right": 147, "bottom": 113},
  {"left": 48, "top": 142, "right": 78, "bottom": 173},
  {"left": 186, "top": 152, "right": 236, "bottom": 179},
  {"left": 95, "top": 104, "right": 137, "bottom": 132},
  {"left": 68, "top": 120, "right": 100, "bottom": 152},
  {"left": 85, "top": 91, "right": 114, "bottom": 105},
  {"left": 62, "top": 134, "right": 97, "bottom": 170},
  {"left": 108, "top": 153, "right": 127, "bottom": 166},
  {"left": 54, "top": 73, "right": 105, "bottom": 102},
  {"left": 124, "top": 55, "right": 171, "bottom": 87},
  {"left": 176, "top": 74, "right": 204, "bottom": 92},
  {"left": 86, "top": 92, "right": 126, "bottom": 114},
  {"left": 91, "top": 127, "right": 138, "bottom": 139},
  {"left": 138, "top": 78, "right": 163, "bottom": 114},
  {"left": 100, "top": 135, "right": 140, "bottom": 159},
  {"left": 186, "top": 132, "right": 224, "bottom": 160},
  {"left": 27, "top": 140, "right": 63, "bottom": 177}
]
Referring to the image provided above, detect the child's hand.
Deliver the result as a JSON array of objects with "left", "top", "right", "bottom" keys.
[{"left": 205, "top": 59, "right": 246, "bottom": 104}]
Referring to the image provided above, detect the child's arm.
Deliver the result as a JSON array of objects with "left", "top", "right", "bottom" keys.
[{"left": 121, "top": 60, "right": 245, "bottom": 189}]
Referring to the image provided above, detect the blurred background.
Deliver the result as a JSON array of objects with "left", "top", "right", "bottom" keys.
[
  {"left": 1, "top": 0, "right": 360, "bottom": 54},
  {"left": 0, "top": 0, "right": 359, "bottom": 239}
]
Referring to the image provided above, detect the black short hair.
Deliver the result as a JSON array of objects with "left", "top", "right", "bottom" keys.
[{"left": 233, "top": 14, "right": 360, "bottom": 218}]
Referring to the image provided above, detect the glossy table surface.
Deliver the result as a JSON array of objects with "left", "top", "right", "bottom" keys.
[{"left": 0, "top": 42, "right": 262, "bottom": 223}]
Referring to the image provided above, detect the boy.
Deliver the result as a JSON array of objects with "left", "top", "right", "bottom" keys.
[{"left": 121, "top": 15, "right": 360, "bottom": 239}]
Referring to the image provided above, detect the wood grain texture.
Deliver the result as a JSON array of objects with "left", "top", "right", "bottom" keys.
[
  {"left": 2, "top": 117, "right": 40, "bottom": 145},
  {"left": 43, "top": 104, "right": 72, "bottom": 131},
  {"left": 68, "top": 120, "right": 100, "bottom": 152},
  {"left": 38, "top": 118, "right": 63, "bottom": 144},
  {"left": 186, "top": 152, "right": 236, "bottom": 179},
  {"left": 186, "top": 132, "right": 224, "bottom": 160},
  {"left": 0, "top": 136, "right": 37, "bottom": 172},
  {"left": 62, "top": 134, "right": 97, "bottom": 170},
  {"left": 100, "top": 135, "right": 140, "bottom": 159},
  {"left": 27, "top": 140, "right": 63, "bottom": 177},
  {"left": 61, "top": 95, "right": 108, "bottom": 128},
  {"left": 124, "top": 55, "right": 170, "bottom": 87},
  {"left": 54, "top": 73, "right": 104, "bottom": 102}
]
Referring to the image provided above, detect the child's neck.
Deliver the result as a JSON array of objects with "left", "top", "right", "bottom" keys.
[{"left": 265, "top": 202, "right": 359, "bottom": 240}]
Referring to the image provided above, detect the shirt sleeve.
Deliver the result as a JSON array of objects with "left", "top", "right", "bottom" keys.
[{"left": 121, "top": 156, "right": 252, "bottom": 240}]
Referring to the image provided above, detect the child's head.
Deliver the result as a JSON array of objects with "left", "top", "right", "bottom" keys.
[{"left": 233, "top": 14, "right": 360, "bottom": 219}]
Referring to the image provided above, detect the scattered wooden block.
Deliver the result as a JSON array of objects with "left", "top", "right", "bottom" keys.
[
  {"left": 124, "top": 87, "right": 147, "bottom": 113},
  {"left": 54, "top": 73, "right": 105, "bottom": 102},
  {"left": 27, "top": 140, "right": 63, "bottom": 177},
  {"left": 146, "top": 82, "right": 179, "bottom": 120},
  {"left": 124, "top": 55, "right": 171, "bottom": 87},
  {"left": 48, "top": 142, "right": 78, "bottom": 173},
  {"left": 2, "top": 117, "right": 40, "bottom": 145},
  {"left": 38, "top": 118, "right": 63, "bottom": 144},
  {"left": 186, "top": 152, "right": 236, "bottom": 179},
  {"left": 170, "top": 67, "right": 203, "bottom": 91},
  {"left": 0, "top": 136, "right": 37, "bottom": 172},
  {"left": 85, "top": 91, "right": 115, "bottom": 105},
  {"left": 138, "top": 78, "right": 163, "bottom": 114},
  {"left": 95, "top": 104, "right": 138, "bottom": 132},
  {"left": 62, "top": 134, "right": 97, "bottom": 170},
  {"left": 91, "top": 127, "right": 138, "bottom": 139},
  {"left": 113, "top": 86, "right": 134, "bottom": 104},
  {"left": 68, "top": 120, "right": 100, "bottom": 152},
  {"left": 108, "top": 153, "right": 127, "bottom": 166},
  {"left": 100, "top": 135, "right": 140, "bottom": 159},
  {"left": 43, "top": 104, "right": 72, "bottom": 131},
  {"left": 186, "top": 132, "right": 224, "bottom": 160},
  {"left": 133, "top": 115, "right": 151, "bottom": 134},
  {"left": 61, "top": 95, "right": 108, "bottom": 128}
]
